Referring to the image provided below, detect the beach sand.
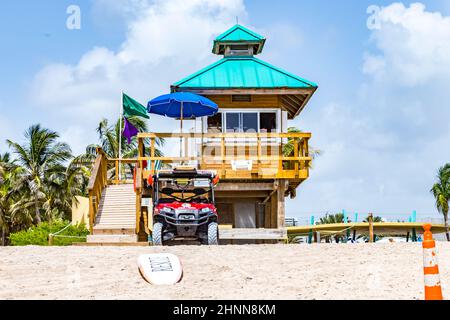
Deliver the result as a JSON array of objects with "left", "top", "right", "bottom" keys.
[{"left": 0, "top": 243, "right": 449, "bottom": 300}]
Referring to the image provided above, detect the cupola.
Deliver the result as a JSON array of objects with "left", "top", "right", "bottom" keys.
[{"left": 212, "top": 24, "right": 266, "bottom": 57}]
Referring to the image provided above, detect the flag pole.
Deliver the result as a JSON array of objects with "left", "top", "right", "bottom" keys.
[{"left": 119, "top": 90, "right": 123, "bottom": 181}]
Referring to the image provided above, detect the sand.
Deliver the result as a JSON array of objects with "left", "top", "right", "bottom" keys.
[{"left": 0, "top": 243, "right": 449, "bottom": 300}]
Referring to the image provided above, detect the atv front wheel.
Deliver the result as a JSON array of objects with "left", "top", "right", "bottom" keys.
[
  {"left": 207, "top": 222, "right": 219, "bottom": 245},
  {"left": 152, "top": 222, "right": 163, "bottom": 246}
]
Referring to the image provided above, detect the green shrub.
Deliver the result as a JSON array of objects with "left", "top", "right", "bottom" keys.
[{"left": 9, "top": 220, "right": 89, "bottom": 246}]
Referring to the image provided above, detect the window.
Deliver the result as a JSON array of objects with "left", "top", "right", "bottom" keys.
[
  {"left": 207, "top": 113, "right": 222, "bottom": 133},
  {"left": 207, "top": 110, "right": 278, "bottom": 133},
  {"left": 226, "top": 113, "right": 240, "bottom": 133},
  {"left": 242, "top": 113, "right": 258, "bottom": 132},
  {"left": 260, "top": 112, "right": 277, "bottom": 133}
]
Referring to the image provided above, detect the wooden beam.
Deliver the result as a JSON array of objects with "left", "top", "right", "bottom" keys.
[
  {"left": 293, "top": 87, "right": 318, "bottom": 119},
  {"left": 280, "top": 95, "right": 298, "bottom": 115},
  {"left": 368, "top": 213, "right": 374, "bottom": 243},
  {"left": 215, "top": 182, "right": 276, "bottom": 191},
  {"left": 138, "top": 132, "right": 312, "bottom": 139},
  {"left": 219, "top": 228, "right": 287, "bottom": 240},
  {"left": 288, "top": 94, "right": 304, "bottom": 106},
  {"left": 215, "top": 191, "right": 269, "bottom": 198}
]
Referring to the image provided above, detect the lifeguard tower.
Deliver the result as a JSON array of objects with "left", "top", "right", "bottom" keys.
[{"left": 86, "top": 24, "right": 318, "bottom": 243}]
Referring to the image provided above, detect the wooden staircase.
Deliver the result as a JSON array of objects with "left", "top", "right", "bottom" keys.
[{"left": 87, "top": 184, "right": 138, "bottom": 243}]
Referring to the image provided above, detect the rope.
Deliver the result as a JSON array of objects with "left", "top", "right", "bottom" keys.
[
  {"left": 50, "top": 223, "right": 72, "bottom": 236},
  {"left": 49, "top": 223, "right": 87, "bottom": 239},
  {"left": 289, "top": 224, "right": 357, "bottom": 238},
  {"left": 52, "top": 235, "right": 87, "bottom": 239}
]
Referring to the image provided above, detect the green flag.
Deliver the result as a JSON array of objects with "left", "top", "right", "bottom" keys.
[{"left": 123, "top": 93, "right": 149, "bottom": 119}]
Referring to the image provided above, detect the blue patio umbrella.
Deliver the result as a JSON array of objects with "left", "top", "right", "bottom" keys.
[
  {"left": 148, "top": 92, "right": 218, "bottom": 132},
  {"left": 148, "top": 92, "right": 218, "bottom": 157}
]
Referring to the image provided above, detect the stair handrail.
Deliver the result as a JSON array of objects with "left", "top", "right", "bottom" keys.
[{"left": 87, "top": 148, "right": 108, "bottom": 234}]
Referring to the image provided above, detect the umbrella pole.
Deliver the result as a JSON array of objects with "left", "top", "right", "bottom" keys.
[{"left": 180, "top": 101, "right": 183, "bottom": 160}]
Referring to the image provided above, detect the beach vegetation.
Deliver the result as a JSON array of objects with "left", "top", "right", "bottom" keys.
[
  {"left": 74, "top": 117, "right": 164, "bottom": 179},
  {"left": 283, "top": 127, "right": 322, "bottom": 168},
  {"left": 431, "top": 164, "right": 450, "bottom": 241},
  {"left": 9, "top": 220, "right": 88, "bottom": 246},
  {"left": 1, "top": 117, "right": 158, "bottom": 246}
]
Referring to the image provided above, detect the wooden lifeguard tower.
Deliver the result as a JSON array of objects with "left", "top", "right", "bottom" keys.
[{"left": 86, "top": 24, "right": 318, "bottom": 243}]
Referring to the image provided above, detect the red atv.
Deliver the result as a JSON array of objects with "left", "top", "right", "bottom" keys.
[{"left": 148, "top": 167, "right": 219, "bottom": 245}]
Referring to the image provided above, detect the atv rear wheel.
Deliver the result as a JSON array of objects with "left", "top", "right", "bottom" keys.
[
  {"left": 207, "top": 222, "right": 219, "bottom": 245},
  {"left": 152, "top": 222, "right": 163, "bottom": 246}
]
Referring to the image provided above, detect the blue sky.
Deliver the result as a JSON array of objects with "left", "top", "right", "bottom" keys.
[{"left": 1, "top": 0, "right": 450, "bottom": 220}]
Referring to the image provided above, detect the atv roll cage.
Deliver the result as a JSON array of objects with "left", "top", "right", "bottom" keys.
[{"left": 152, "top": 170, "right": 216, "bottom": 205}]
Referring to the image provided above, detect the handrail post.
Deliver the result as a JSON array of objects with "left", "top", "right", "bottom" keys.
[
  {"left": 294, "top": 138, "right": 299, "bottom": 177},
  {"left": 257, "top": 134, "right": 262, "bottom": 173},
  {"left": 220, "top": 136, "right": 225, "bottom": 177},
  {"left": 115, "top": 160, "right": 119, "bottom": 185},
  {"left": 278, "top": 136, "right": 283, "bottom": 177},
  {"left": 150, "top": 138, "right": 155, "bottom": 174},
  {"left": 135, "top": 162, "right": 142, "bottom": 235}
]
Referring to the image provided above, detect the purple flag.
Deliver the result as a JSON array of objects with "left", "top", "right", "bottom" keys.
[{"left": 123, "top": 117, "right": 139, "bottom": 144}]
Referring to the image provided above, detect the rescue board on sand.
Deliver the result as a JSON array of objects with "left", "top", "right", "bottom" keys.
[{"left": 137, "top": 253, "right": 183, "bottom": 285}]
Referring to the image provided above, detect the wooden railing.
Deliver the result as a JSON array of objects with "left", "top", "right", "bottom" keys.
[
  {"left": 137, "top": 132, "right": 312, "bottom": 180},
  {"left": 87, "top": 148, "right": 108, "bottom": 234},
  {"left": 87, "top": 149, "right": 142, "bottom": 234}
]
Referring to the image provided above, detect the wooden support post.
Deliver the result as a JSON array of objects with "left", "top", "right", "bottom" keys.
[
  {"left": 89, "top": 193, "right": 94, "bottom": 234},
  {"left": 48, "top": 234, "right": 54, "bottom": 246},
  {"left": 220, "top": 136, "right": 225, "bottom": 177},
  {"left": 115, "top": 160, "right": 119, "bottom": 184},
  {"left": 150, "top": 138, "right": 155, "bottom": 173},
  {"left": 412, "top": 228, "right": 417, "bottom": 242},
  {"left": 368, "top": 213, "right": 374, "bottom": 243},
  {"left": 352, "top": 230, "right": 356, "bottom": 242},
  {"left": 406, "top": 231, "right": 410, "bottom": 242},
  {"left": 294, "top": 139, "right": 299, "bottom": 177},
  {"left": 138, "top": 136, "right": 144, "bottom": 170},
  {"left": 270, "top": 190, "right": 277, "bottom": 229},
  {"left": 264, "top": 202, "right": 271, "bottom": 229},
  {"left": 184, "top": 136, "right": 189, "bottom": 161},
  {"left": 277, "top": 143, "right": 283, "bottom": 176},
  {"left": 257, "top": 136, "right": 262, "bottom": 176},
  {"left": 314, "top": 231, "right": 321, "bottom": 243},
  {"left": 276, "top": 180, "right": 286, "bottom": 228}
]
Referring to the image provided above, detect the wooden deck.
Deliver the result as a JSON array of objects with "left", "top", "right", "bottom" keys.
[{"left": 137, "top": 132, "right": 311, "bottom": 181}]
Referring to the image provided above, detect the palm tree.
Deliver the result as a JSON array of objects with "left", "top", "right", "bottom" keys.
[
  {"left": 318, "top": 213, "right": 344, "bottom": 243},
  {"left": 283, "top": 127, "right": 322, "bottom": 198},
  {"left": 0, "top": 153, "right": 26, "bottom": 245},
  {"left": 431, "top": 164, "right": 450, "bottom": 241},
  {"left": 75, "top": 117, "right": 164, "bottom": 180},
  {"left": 7, "top": 125, "right": 72, "bottom": 224},
  {"left": 283, "top": 127, "right": 322, "bottom": 168}
]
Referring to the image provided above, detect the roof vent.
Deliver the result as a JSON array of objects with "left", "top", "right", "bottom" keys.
[
  {"left": 232, "top": 95, "right": 252, "bottom": 102},
  {"left": 225, "top": 45, "right": 254, "bottom": 57}
]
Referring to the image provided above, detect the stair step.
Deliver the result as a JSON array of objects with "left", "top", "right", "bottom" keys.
[{"left": 87, "top": 234, "right": 138, "bottom": 243}]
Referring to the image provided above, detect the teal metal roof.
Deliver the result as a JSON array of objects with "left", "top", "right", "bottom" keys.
[
  {"left": 215, "top": 24, "right": 265, "bottom": 42},
  {"left": 172, "top": 57, "right": 317, "bottom": 89}
]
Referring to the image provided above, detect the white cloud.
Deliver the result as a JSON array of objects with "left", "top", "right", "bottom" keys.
[
  {"left": 30, "top": 0, "right": 247, "bottom": 152},
  {"left": 363, "top": 2, "right": 450, "bottom": 86},
  {"left": 291, "top": 2, "right": 450, "bottom": 218}
]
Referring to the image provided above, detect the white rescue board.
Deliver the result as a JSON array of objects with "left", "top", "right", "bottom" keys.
[{"left": 137, "top": 253, "right": 183, "bottom": 285}]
